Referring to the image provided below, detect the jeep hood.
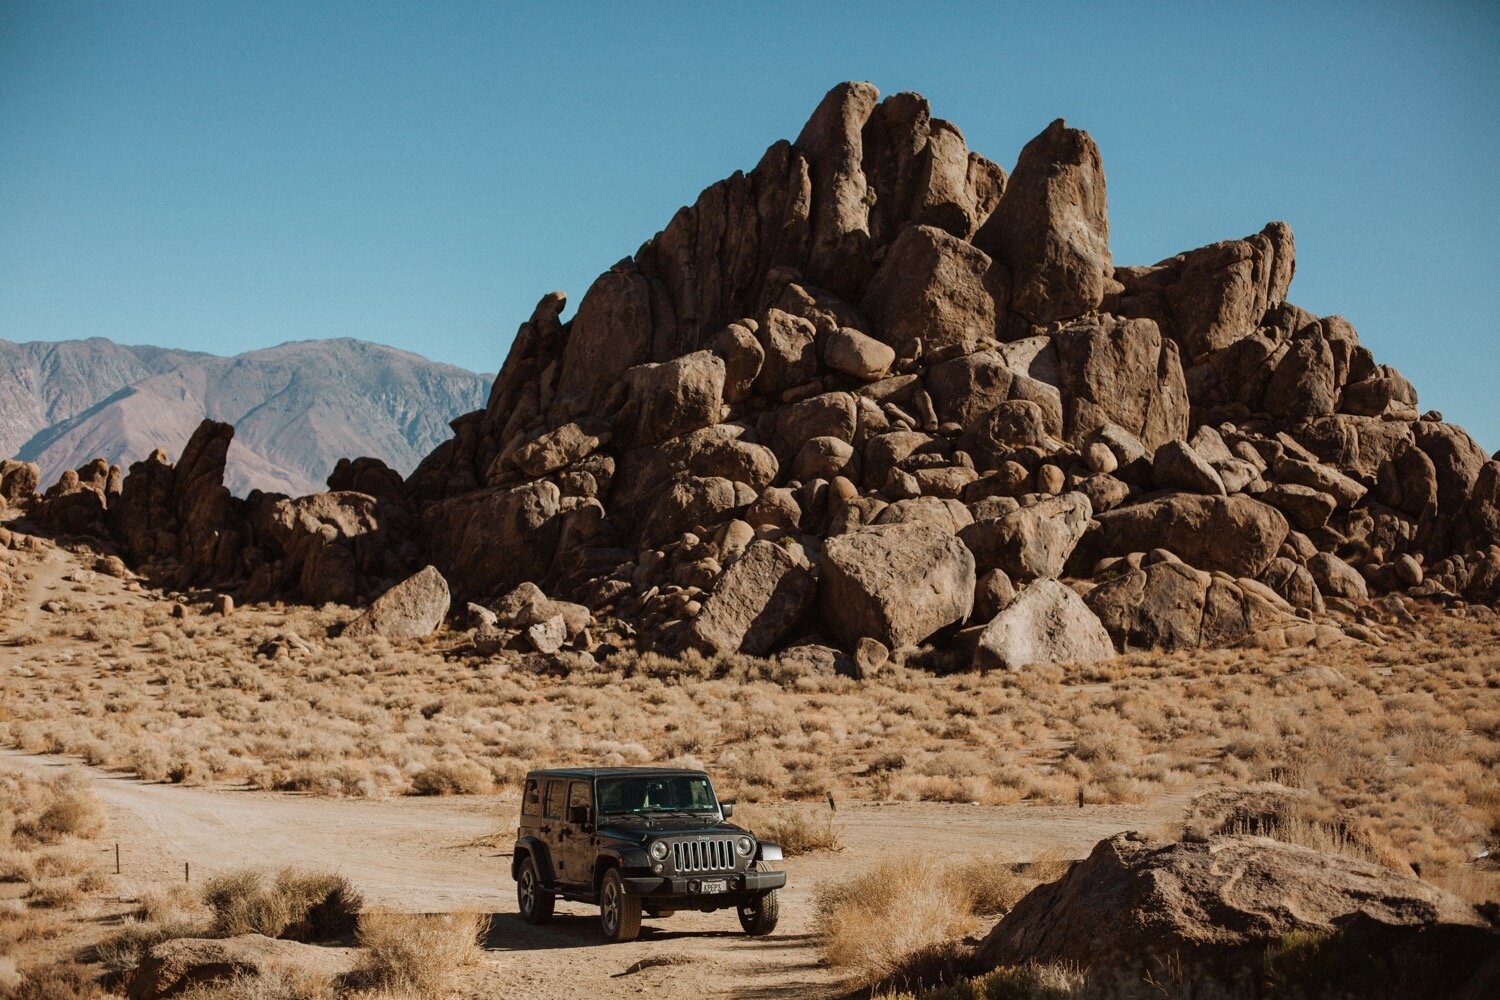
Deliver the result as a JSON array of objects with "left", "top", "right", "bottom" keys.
[{"left": 596, "top": 815, "right": 744, "bottom": 840}]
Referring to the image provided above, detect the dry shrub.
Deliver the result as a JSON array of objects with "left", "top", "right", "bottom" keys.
[
  {"left": 201, "top": 868, "right": 362, "bottom": 942},
  {"left": 355, "top": 911, "right": 490, "bottom": 999},
  {"left": 874, "top": 961, "right": 1088, "bottom": 999},
  {"left": 173, "top": 966, "right": 336, "bottom": 1000},
  {"left": 92, "top": 917, "right": 207, "bottom": 976},
  {"left": 409, "top": 761, "right": 492, "bottom": 796},
  {"left": 746, "top": 804, "right": 841, "bottom": 856},
  {"left": 815, "top": 858, "right": 976, "bottom": 983},
  {"left": 4, "top": 962, "right": 103, "bottom": 1000}
]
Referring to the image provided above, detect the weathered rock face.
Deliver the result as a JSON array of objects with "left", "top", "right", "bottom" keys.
[
  {"left": 974, "top": 578, "right": 1114, "bottom": 670},
  {"left": 40, "top": 81, "right": 1499, "bottom": 664},
  {"left": 820, "top": 521, "right": 974, "bottom": 650},
  {"left": 977, "top": 832, "right": 1492, "bottom": 974}
]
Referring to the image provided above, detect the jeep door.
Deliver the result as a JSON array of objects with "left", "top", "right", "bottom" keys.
[
  {"left": 558, "top": 780, "right": 595, "bottom": 887},
  {"left": 540, "top": 778, "right": 570, "bottom": 883}
]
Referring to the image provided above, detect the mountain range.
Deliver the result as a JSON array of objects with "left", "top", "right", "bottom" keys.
[{"left": 0, "top": 337, "right": 490, "bottom": 496}]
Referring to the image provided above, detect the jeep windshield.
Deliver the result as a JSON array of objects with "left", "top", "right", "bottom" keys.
[{"left": 597, "top": 775, "right": 720, "bottom": 816}]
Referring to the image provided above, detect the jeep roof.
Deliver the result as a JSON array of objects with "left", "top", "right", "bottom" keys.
[{"left": 525, "top": 766, "right": 710, "bottom": 779}]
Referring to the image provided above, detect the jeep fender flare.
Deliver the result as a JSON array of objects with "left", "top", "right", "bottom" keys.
[
  {"left": 755, "top": 840, "right": 784, "bottom": 864},
  {"left": 592, "top": 845, "right": 650, "bottom": 887},
  {"left": 513, "top": 836, "right": 556, "bottom": 884}
]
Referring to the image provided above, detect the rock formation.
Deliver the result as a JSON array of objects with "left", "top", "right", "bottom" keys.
[
  {"left": 976, "top": 831, "right": 1495, "bottom": 985},
  {"left": 13, "top": 81, "right": 1500, "bottom": 668}
]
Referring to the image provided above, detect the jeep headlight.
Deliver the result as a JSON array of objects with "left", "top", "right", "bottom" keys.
[
  {"left": 649, "top": 840, "right": 669, "bottom": 861},
  {"left": 736, "top": 836, "right": 754, "bottom": 857}
]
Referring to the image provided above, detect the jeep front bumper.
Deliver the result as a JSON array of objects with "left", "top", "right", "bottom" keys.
[{"left": 621, "top": 869, "right": 786, "bottom": 897}]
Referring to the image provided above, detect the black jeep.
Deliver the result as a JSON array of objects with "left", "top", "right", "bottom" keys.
[{"left": 511, "top": 766, "right": 786, "bottom": 942}]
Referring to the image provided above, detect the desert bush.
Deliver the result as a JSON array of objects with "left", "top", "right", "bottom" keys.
[
  {"left": 172, "top": 967, "right": 335, "bottom": 1000},
  {"left": 355, "top": 910, "right": 490, "bottom": 1000},
  {"left": 409, "top": 760, "right": 492, "bottom": 796},
  {"left": 746, "top": 804, "right": 841, "bottom": 856},
  {"left": 815, "top": 858, "right": 977, "bottom": 983},
  {"left": 201, "top": 868, "right": 362, "bottom": 942},
  {"left": 93, "top": 917, "right": 207, "bottom": 976},
  {"left": 4, "top": 961, "right": 102, "bottom": 1000}
]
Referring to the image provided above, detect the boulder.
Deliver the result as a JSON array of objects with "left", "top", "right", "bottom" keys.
[
  {"left": 959, "top": 492, "right": 1092, "bottom": 580},
  {"left": 1054, "top": 317, "right": 1189, "bottom": 452},
  {"left": 424, "top": 481, "right": 560, "bottom": 599},
  {"left": 1308, "top": 551, "right": 1369, "bottom": 600},
  {"left": 615, "top": 351, "right": 725, "bottom": 448},
  {"left": 680, "top": 540, "right": 817, "bottom": 655},
  {"left": 343, "top": 565, "right": 450, "bottom": 640},
  {"left": 509, "top": 421, "right": 607, "bottom": 478},
  {"left": 1117, "top": 222, "right": 1295, "bottom": 359},
  {"left": 1072, "top": 494, "right": 1289, "bottom": 578},
  {"left": 493, "top": 581, "right": 592, "bottom": 636},
  {"left": 0, "top": 460, "right": 40, "bottom": 504},
  {"left": 712, "top": 320, "right": 764, "bottom": 402},
  {"left": 822, "top": 326, "right": 895, "bottom": 380},
  {"left": 974, "top": 579, "right": 1114, "bottom": 671},
  {"left": 753, "top": 308, "right": 819, "bottom": 394},
  {"left": 819, "top": 521, "right": 975, "bottom": 650},
  {"left": 974, "top": 118, "right": 1111, "bottom": 325},
  {"left": 1259, "top": 483, "right": 1336, "bottom": 532},
  {"left": 1086, "top": 560, "right": 1292, "bottom": 650},
  {"left": 1153, "top": 439, "right": 1226, "bottom": 496},
  {"left": 977, "top": 832, "right": 1491, "bottom": 972},
  {"left": 861, "top": 224, "right": 1003, "bottom": 357}
]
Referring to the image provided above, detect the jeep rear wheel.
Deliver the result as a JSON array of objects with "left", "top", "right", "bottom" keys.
[
  {"left": 737, "top": 862, "right": 779, "bottom": 936},
  {"left": 517, "top": 855, "right": 554, "bottom": 924},
  {"left": 599, "top": 868, "right": 641, "bottom": 942}
]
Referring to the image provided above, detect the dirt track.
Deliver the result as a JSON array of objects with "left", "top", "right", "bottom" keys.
[{"left": 1, "top": 749, "right": 1191, "bottom": 998}]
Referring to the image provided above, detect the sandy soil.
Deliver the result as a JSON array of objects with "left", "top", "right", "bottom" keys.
[{"left": 0, "top": 749, "right": 1191, "bottom": 998}]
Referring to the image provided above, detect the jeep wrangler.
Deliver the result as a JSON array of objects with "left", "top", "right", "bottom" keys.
[{"left": 511, "top": 767, "right": 785, "bottom": 942}]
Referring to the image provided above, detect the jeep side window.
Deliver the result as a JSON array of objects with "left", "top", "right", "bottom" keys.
[
  {"left": 567, "top": 781, "right": 591, "bottom": 823},
  {"left": 522, "top": 778, "right": 542, "bottom": 817},
  {"left": 543, "top": 779, "right": 566, "bottom": 820}
]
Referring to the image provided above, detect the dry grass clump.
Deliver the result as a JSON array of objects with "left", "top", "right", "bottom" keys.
[
  {"left": 1, "top": 960, "right": 104, "bottom": 1000},
  {"left": 172, "top": 966, "right": 336, "bottom": 1000},
  {"left": 408, "top": 760, "right": 492, "bottom": 796},
  {"left": 742, "top": 804, "right": 842, "bottom": 856},
  {"left": 353, "top": 911, "right": 490, "bottom": 1000},
  {"left": 201, "top": 868, "right": 362, "bottom": 942}
]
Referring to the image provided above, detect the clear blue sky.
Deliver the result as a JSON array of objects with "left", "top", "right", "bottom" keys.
[{"left": 2, "top": 1, "right": 1496, "bottom": 450}]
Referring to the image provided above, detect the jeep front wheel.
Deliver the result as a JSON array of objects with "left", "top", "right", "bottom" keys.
[
  {"left": 737, "top": 862, "right": 780, "bottom": 936},
  {"left": 599, "top": 868, "right": 641, "bottom": 942},
  {"left": 517, "top": 855, "right": 554, "bottom": 925}
]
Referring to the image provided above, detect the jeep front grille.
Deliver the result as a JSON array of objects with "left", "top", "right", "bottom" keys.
[{"left": 671, "top": 837, "right": 736, "bottom": 873}]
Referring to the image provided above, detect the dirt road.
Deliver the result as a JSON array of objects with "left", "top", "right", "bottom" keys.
[{"left": 1, "top": 749, "right": 1191, "bottom": 998}]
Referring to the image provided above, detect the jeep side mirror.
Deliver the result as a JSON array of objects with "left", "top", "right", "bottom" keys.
[
  {"left": 569, "top": 804, "right": 591, "bottom": 826},
  {"left": 721, "top": 801, "right": 734, "bottom": 819}
]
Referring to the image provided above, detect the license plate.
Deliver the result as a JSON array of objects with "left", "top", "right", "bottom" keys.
[{"left": 700, "top": 879, "right": 727, "bottom": 894}]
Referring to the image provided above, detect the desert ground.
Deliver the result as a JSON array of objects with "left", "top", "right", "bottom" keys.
[{"left": 2, "top": 518, "right": 1497, "bottom": 999}]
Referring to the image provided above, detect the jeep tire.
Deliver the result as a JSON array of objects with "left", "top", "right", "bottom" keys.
[
  {"left": 737, "top": 862, "right": 780, "bottom": 935},
  {"left": 517, "top": 855, "right": 555, "bottom": 925},
  {"left": 599, "top": 868, "right": 641, "bottom": 943}
]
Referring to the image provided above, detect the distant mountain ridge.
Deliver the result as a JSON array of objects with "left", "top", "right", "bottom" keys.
[{"left": 0, "top": 337, "right": 490, "bottom": 496}]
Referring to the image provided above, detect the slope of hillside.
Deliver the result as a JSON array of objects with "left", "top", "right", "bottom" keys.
[{"left": 4, "top": 337, "right": 490, "bottom": 495}]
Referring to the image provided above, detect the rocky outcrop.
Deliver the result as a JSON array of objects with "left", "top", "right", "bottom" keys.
[
  {"left": 977, "top": 832, "right": 1493, "bottom": 980},
  {"left": 28, "top": 81, "right": 1499, "bottom": 666}
]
